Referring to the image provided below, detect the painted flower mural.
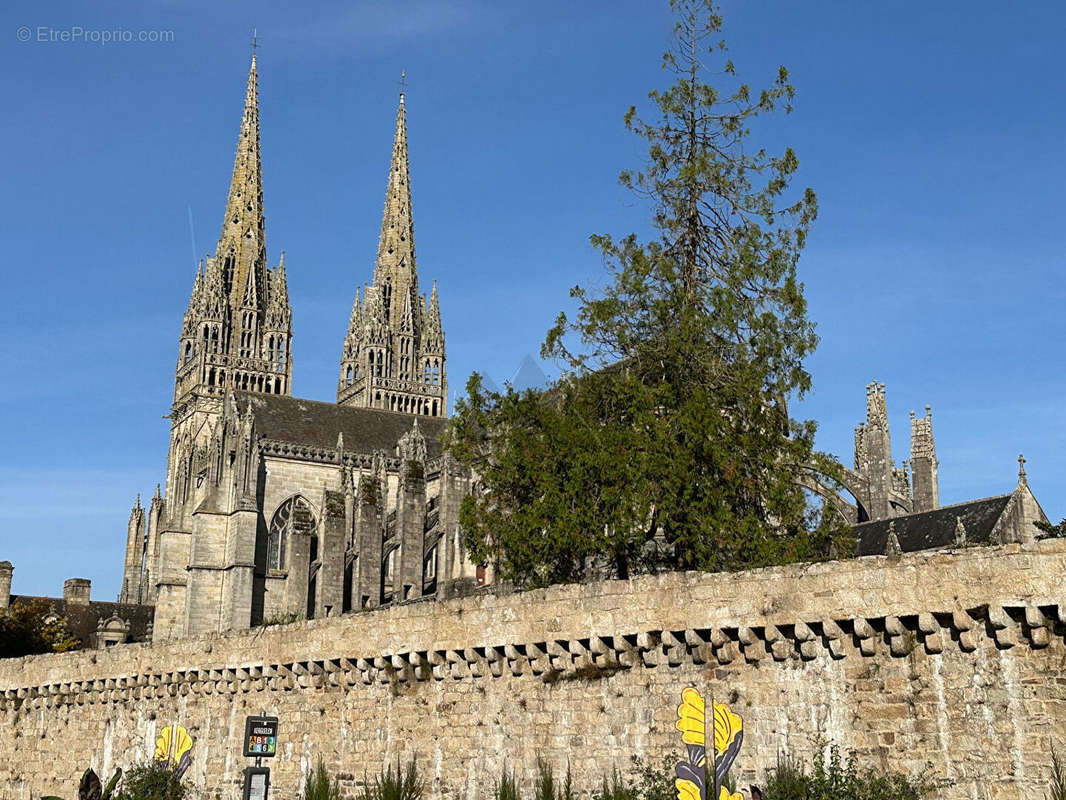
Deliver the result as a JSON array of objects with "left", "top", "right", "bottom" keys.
[
  {"left": 674, "top": 687, "right": 744, "bottom": 800},
  {"left": 154, "top": 723, "right": 194, "bottom": 778}
]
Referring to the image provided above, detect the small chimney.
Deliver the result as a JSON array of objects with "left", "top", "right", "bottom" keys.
[
  {"left": 63, "top": 578, "right": 91, "bottom": 605},
  {"left": 0, "top": 561, "right": 12, "bottom": 614}
]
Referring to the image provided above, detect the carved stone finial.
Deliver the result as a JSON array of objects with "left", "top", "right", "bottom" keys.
[
  {"left": 885, "top": 521, "right": 902, "bottom": 558},
  {"left": 1017, "top": 454, "right": 1028, "bottom": 487},
  {"left": 954, "top": 516, "right": 967, "bottom": 546}
]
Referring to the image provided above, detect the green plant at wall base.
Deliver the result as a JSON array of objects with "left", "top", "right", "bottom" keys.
[
  {"left": 112, "top": 761, "right": 188, "bottom": 800},
  {"left": 758, "top": 745, "right": 934, "bottom": 800},
  {"left": 596, "top": 768, "right": 639, "bottom": 800},
  {"left": 495, "top": 766, "right": 522, "bottom": 800},
  {"left": 1050, "top": 748, "right": 1066, "bottom": 800},
  {"left": 359, "top": 758, "right": 424, "bottom": 800},
  {"left": 304, "top": 757, "right": 341, "bottom": 800},
  {"left": 534, "top": 760, "right": 574, "bottom": 800},
  {"left": 41, "top": 767, "right": 122, "bottom": 800}
]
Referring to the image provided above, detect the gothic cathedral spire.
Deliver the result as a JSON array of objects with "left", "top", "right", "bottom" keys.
[
  {"left": 174, "top": 54, "right": 293, "bottom": 407},
  {"left": 338, "top": 86, "right": 447, "bottom": 417}
]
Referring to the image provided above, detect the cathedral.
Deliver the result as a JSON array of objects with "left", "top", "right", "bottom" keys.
[
  {"left": 118, "top": 56, "right": 476, "bottom": 640},
  {"left": 111, "top": 57, "right": 1050, "bottom": 645}
]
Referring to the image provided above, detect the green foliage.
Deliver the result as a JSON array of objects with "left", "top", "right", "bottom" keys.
[
  {"left": 760, "top": 745, "right": 934, "bottom": 800},
  {"left": 112, "top": 761, "right": 187, "bottom": 800},
  {"left": 41, "top": 767, "right": 122, "bottom": 800},
  {"left": 359, "top": 758, "right": 424, "bottom": 800},
  {"left": 595, "top": 767, "right": 639, "bottom": 800},
  {"left": 1050, "top": 748, "right": 1066, "bottom": 800},
  {"left": 447, "top": 0, "right": 844, "bottom": 587},
  {"left": 1035, "top": 518, "right": 1066, "bottom": 539},
  {"left": 534, "top": 760, "right": 574, "bottom": 800},
  {"left": 0, "top": 598, "right": 80, "bottom": 658},
  {"left": 304, "top": 757, "right": 341, "bottom": 800},
  {"left": 495, "top": 766, "right": 522, "bottom": 800}
]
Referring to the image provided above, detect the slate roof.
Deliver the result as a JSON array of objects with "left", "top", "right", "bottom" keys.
[
  {"left": 854, "top": 493, "right": 1012, "bottom": 556},
  {"left": 7, "top": 596, "right": 155, "bottom": 648},
  {"left": 236, "top": 393, "right": 446, "bottom": 458}
]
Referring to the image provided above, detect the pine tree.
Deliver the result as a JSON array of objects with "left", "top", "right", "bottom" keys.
[{"left": 446, "top": 0, "right": 843, "bottom": 587}]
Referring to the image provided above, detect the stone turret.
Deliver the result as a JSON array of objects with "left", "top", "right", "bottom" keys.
[
  {"left": 63, "top": 578, "right": 91, "bottom": 606},
  {"left": 119, "top": 495, "right": 146, "bottom": 604},
  {"left": 337, "top": 88, "right": 446, "bottom": 418},
  {"left": 910, "top": 406, "right": 939, "bottom": 513},
  {"left": 0, "top": 561, "right": 12, "bottom": 614},
  {"left": 395, "top": 421, "right": 428, "bottom": 600}
]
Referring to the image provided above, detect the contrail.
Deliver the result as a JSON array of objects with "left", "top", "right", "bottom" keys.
[{"left": 187, "top": 205, "right": 198, "bottom": 268}]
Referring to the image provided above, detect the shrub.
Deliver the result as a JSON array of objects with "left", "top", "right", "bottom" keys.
[
  {"left": 495, "top": 766, "right": 522, "bottom": 800},
  {"left": 359, "top": 758, "right": 424, "bottom": 800},
  {"left": 1050, "top": 748, "right": 1066, "bottom": 800},
  {"left": 114, "top": 761, "right": 188, "bottom": 800},
  {"left": 534, "top": 760, "right": 574, "bottom": 800},
  {"left": 760, "top": 745, "right": 933, "bottom": 800},
  {"left": 304, "top": 757, "right": 341, "bottom": 800}
]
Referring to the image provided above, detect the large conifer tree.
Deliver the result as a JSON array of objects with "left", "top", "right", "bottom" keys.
[{"left": 446, "top": 0, "right": 842, "bottom": 587}]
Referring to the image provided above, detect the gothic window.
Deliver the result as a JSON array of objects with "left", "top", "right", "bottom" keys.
[
  {"left": 346, "top": 366, "right": 353, "bottom": 386},
  {"left": 184, "top": 342, "right": 193, "bottom": 363},
  {"left": 266, "top": 495, "right": 315, "bottom": 571},
  {"left": 424, "top": 362, "right": 431, "bottom": 386},
  {"left": 424, "top": 546, "right": 437, "bottom": 583}
]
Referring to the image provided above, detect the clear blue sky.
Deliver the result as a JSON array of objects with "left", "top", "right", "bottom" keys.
[{"left": 2, "top": 1, "right": 1063, "bottom": 599}]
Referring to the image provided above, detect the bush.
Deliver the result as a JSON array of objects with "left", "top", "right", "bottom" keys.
[
  {"left": 359, "top": 758, "right": 424, "bottom": 800},
  {"left": 114, "top": 761, "right": 188, "bottom": 800},
  {"left": 534, "top": 760, "right": 573, "bottom": 800},
  {"left": 760, "top": 745, "right": 933, "bottom": 800},
  {"left": 495, "top": 766, "right": 522, "bottom": 800},
  {"left": 304, "top": 757, "right": 341, "bottom": 800},
  {"left": 1050, "top": 748, "right": 1066, "bottom": 800}
]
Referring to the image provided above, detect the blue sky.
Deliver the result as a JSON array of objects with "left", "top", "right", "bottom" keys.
[{"left": 1, "top": 1, "right": 1063, "bottom": 599}]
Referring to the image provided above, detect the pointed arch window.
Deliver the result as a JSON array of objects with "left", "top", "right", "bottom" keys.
[{"left": 267, "top": 495, "right": 315, "bottom": 571}]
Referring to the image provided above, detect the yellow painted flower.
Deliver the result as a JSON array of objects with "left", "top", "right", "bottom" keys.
[
  {"left": 718, "top": 787, "right": 743, "bottom": 800},
  {"left": 675, "top": 778, "right": 701, "bottom": 800},
  {"left": 676, "top": 687, "right": 705, "bottom": 746},
  {"left": 154, "top": 724, "right": 193, "bottom": 764},
  {"left": 713, "top": 702, "right": 742, "bottom": 757}
]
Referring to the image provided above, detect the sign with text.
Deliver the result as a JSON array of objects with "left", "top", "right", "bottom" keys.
[
  {"left": 242, "top": 715, "right": 279, "bottom": 758},
  {"left": 242, "top": 766, "right": 270, "bottom": 800}
]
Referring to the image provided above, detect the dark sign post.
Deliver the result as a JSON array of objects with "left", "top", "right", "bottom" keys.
[{"left": 242, "top": 714, "right": 279, "bottom": 800}]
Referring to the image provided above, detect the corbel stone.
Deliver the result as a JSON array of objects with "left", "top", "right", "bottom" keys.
[
  {"left": 526, "top": 643, "right": 550, "bottom": 675},
  {"left": 613, "top": 635, "right": 639, "bottom": 669},
  {"left": 1024, "top": 607, "right": 1050, "bottom": 648},
  {"left": 428, "top": 651, "right": 447, "bottom": 680},
  {"left": 709, "top": 629, "right": 736, "bottom": 664},
  {"left": 917, "top": 612, "right": 942, "bottom": 654},
  {"left": 884, "top": 616, "right": 912, "bottom": 656},
  {"left": 794, "top": 622, "right": 818, "bottom": 661},
  {"left": 765, "top": 626, "right": 791, "bottom": 661},
  {"left": 485, "top": 647, "right": 505, "bottom": 678},
  {"left": 636, "top": 632, "right": 660, "bottom": 667},
  {"left": 822, "top": 620, "right": 846, "bottom": 659},
  {"left": 547, "top": 640, "right": 571, "bottom": 671},
  {"left": 738, "top": 627, "right": 763, "bottom": 662},
  {"left": 662, "top": 631, "right": 685, "bottom": 667},
  {"left": 446, "top": 650, "right": 468, "bottom": 680},
  {"left": 854, "top": 617, "right": 877, "bottom": 656},
  {"left": 504, "top": 644, "right": 527, "bottom": 677},
  {"left": 951, "top": 610, "right": 978, "bottom": 652}
]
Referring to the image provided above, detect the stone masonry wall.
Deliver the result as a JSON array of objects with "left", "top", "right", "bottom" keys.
[{"left": 2, "top": 541, "right": 1065, "bottom": 800}]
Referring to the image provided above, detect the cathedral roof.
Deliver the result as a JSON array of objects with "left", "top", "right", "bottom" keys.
[
  {"left": 236, "top": 392, "right": 446, "bottom": 457},
  {"left": 853, "top": 493, "right": 1012, "bottom": 556}
]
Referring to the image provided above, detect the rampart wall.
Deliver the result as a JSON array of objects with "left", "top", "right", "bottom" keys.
[{"left": 2, "top": 540, "right": 1065, "bottom": 799}]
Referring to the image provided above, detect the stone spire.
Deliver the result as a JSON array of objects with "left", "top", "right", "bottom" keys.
[
  {"left": 173, "top": 54, "right": 291, "bottom": 405},
  {"left": 337, "top": 87, "right": 446, "bottom": 417},
  {"left": 217, "top": 54, "right": 267, "bottom": 310},
  {"left": 373, "top": 92, "right": 419, "bottom": 316},
  {"left": 909, "top": 405, "right": 939, "bottom": 513}
]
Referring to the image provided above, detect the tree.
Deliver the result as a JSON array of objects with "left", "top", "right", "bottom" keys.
[
  {"left": 446, "top": 0, "right": 843, "bottom": 587},
  {"left": 0, "top": 598, "right": 80, "bottom": 658}
]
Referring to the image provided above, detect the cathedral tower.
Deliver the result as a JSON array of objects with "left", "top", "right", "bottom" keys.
[{"left": 338, "top": 90, "right": 447, "bottom": 417}]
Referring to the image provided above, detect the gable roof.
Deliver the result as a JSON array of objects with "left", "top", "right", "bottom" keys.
[
  {"left": 854, "top": 494, "right": 1012, "bottom": 556},
  {"left": 236, "top": 392, "right": 446, "bottom": 458}
]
